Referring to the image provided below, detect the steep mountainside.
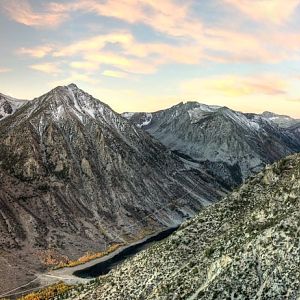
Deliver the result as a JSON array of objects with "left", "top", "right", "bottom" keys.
[
  {"left": 289, "top": 123, "right": 300, "bottom": 138},
  {"left": 0, "top": 93, "right": 27, "bottom": 120},
  {"left": 123, "top": 102, "right": 300, "bottom": 181},
  {"left": 73, "top": 153, "right": 300, "bottom": 300},
  {"left": 0, "top": 85, "right": 226, "bottom": 293}
]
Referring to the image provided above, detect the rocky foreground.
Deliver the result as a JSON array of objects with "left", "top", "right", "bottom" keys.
[{"left": 64, "top": 153, "right": 300, "bottom": 299}]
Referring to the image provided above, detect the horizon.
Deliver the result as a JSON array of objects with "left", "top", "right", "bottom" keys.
[{"left": 1, "top": 0, "right": 300, "bottom": 117}]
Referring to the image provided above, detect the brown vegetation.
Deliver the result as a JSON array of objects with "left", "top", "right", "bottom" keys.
[{"left": 18, "top": 282, "right": 73, "bottom": 300}]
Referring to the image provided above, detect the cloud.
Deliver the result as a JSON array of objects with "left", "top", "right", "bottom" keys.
[
  {"left": 179, "top": 74, "right": 300, "bottom": 118},
  {"left": 50, "top": 72, "right": 99, "bottom": 86},
  {"left": 48, "top": 0, "right": 203, "bottom": 39},
  {"left": 18, "top": 45, "right": 54, "bottom": 58},
  {"left": 102, "top": 70, "right": 129, "bottom": 78},
  {"left": 53, "top": 33, "right": 134, "bottom": 57},
  {"left": 30, "top": 62, "right": 62, "bottom": 74},
  {"left": 70, "top": 61, "right": 100, "bottom": 72},
  {"left": 288, "top": 98, "right": 300, "bottom": 103},
  {"left": 10, "top": 0, "right": 300, "bottom": 83},
  {"left": 180, "top": 74, "right": 288, "bottom": 98},
  {"left": 224, "top": 0, "right": 300, "bottom": 24},
  {"left": 0, "top": 67, "right": 11, "bottom": 73},
  {"left": 13, "top": 0, "right": 300, "bottom": 74},
  {"left": 0, "top": 0, "right": 68, "bottom": 28},
  {"left": 84, "top": 52, "right": 159, "bottom": 74},
  {"left": 26, "top": 32, "right": 202, "bottom": 75},
  {"left": 1, "top": 0, "right": 202, "bottom": 39},
  {"left": 17, "top": 28, "right": 262, "bottom": 75}
]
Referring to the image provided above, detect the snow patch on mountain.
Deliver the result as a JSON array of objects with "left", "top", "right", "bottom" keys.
[
  {"left": 122, "top": 112, "right": 135, "bottom": 119},
  {"left": 0, "top": 93, "right": 27, "bottom": 120},
  {"left": 137, "top": 113, "right": 152, "bottom": 127},
  {"left": 261, "top": 111, "right": 300, "bottom": 128}
]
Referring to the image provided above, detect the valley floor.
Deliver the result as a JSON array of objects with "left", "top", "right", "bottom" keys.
[{"left": 1, "top": 227, "right": 177, "bottom": 299}]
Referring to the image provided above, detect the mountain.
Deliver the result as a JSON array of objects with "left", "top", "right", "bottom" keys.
[
  {"left": 0, "top": 85, "right": 226, "bottom": 293},
  {"left": 288, "top": 122, "right": 300, "bottom": 138},
  {"left": 261, "top": 111, "right": 300, "bottom": 128},
  {"left": 74, "top": 153, "right": 300, "bottom": 299},
  {"left": 123, "top": 102, "right": 300, "bottom": 182},
  {"left": 0, "top": 93, "right": 27, "bottom": 120}
]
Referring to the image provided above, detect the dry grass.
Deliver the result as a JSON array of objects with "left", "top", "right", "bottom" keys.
[
  {"left": 17, "top": 282, "right": 73, "bottom": 300},
  {"left": 54, "top": 243, "right": 124, "bottom": 269}
]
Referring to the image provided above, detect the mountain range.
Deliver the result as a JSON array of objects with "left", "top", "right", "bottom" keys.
[
  {"left": 123, "top": 102, "right": 300, "bottom": 183},
  {"left": 261, "top": 111, "right": 300, "bottom": 128},
  {"left": 0, "top": 85, "right": 225, "bottom": 293},
  {"left": 0, "top": 86, "right": 299, "bottom": 296}
]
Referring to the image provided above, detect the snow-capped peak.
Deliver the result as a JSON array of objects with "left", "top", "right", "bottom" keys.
[{"left": 0, "top": 93, "right": 27, "bottom": 120}]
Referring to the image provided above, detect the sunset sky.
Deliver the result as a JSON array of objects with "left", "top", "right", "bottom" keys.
[{"left": 0, "top": 0, "right": 300, "bottom": 117}]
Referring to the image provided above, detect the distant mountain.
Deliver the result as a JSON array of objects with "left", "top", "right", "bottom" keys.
[
  {"left": 75, "top": 153, "right": 300, "bottom": 299},
  {"left": 0, "top": 85, "right": 226, "bottom": 292},
  {"left": 0, "top": 93, "right": 27, "bottom": 120},
  {"left": 123, "top": 102, "right": 300, "bottom": 182},
  {"left": 261, "top": 111, "right": 300, "bottom": 128}
]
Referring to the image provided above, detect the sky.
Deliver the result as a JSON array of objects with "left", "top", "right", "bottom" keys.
[{"left": 0, "top": 0, "right": 300, "bottom": 117}]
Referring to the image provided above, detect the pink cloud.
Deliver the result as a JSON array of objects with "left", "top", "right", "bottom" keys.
[
  {"left": 181, "top": 74, "right": 288, "bottom": 98},
  {"left": 30, "top": 62, "right": 62, "bottom": 74},
  {"left": 18, "top": 45, "right": 54, "bottom": 58},
  {"left": 0, "top": 0, "right": 68, "bottom": 28},
  {"left": 224, "top": 0, "right": 300, "bottom": 24},
  {"left": 10, "top": 0, "right": 300, "bottom": 78},
  {"left": 0, "top": 67, "right": 11, "bottom": 73},
  {"left": 102, "top": 70, "right": 129, "bottom": 78},
  {"left": 50, "top": 0, "right": 203, "bottom": 39},
  {"left": 2, "top": 0, "right": 202, "bottom": 39}
]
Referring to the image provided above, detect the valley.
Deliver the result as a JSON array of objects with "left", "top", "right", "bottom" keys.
[
  {"left": 0, "top": 85, "right": 299, "bottom": 299},
  {"left": 2, "top": 2, "right": 300, "bottom": 298},
  {"left": 0, "top": 85, "right": 226, "bottom": 294},
  {"left": 60, "top": 153, "right": 300, "bottom": 299}
]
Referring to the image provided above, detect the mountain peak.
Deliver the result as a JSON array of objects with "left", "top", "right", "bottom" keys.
[
  {"left": 67, "top": 83, "right": 79, "bottom": 89},
  {"left": 0, "top": 93, "right": 27, "bottom": 120},
  {"left": 262, "top": 111, "right": 290, "bottom": 119}
]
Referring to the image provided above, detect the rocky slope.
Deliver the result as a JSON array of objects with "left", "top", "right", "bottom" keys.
[
  {"left": 70, "top": 153, "right": 300, "bottom": 300},
  {"left": 288, "top": 123, "right": 300, "bottom": 138},
  {"left": 123, "top": 102, "right": 300, "bottom": 182},
  {"left": 0, "top": 93, "right": 27, "bottom": 120},
  {"left": 0, "top": 85, "right": 226, "bottom": 293}
]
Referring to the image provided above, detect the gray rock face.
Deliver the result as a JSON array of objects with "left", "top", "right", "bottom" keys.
[
  {"left": 0, "top": 93, "right": 27, "bottom": 120},
  {"left": 72, "top": 153, "right": 300, "bottom": 300},
  {"left": 0, "top": 85, "right": 226, "bottom": 292},
  {"left": 124, "top": 102, "right": 300, "bottom": 182}
]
